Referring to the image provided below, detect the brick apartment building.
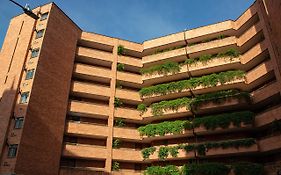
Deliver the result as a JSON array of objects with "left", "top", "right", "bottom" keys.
[{"left": 0, "top": 0, "right": 281, "bottom": 175}]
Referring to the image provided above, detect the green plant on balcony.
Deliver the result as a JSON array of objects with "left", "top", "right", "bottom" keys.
[
  {"left": 139, "top": 70, "right": 245, "bottom": 97},
  {"left": 114, "top": 118, "right": 125, "bottom": 127},
  {"left": 140, "top": 61, "right": 181, "bottom": 75},
  {"left": 153, "top": 45, "right": 185, "bottom": 55},
  {"left": 114, "top": 97, "right": 123, "bottom": 108},
  {"left": 112, "top": 161, "right": 120, "bottom": 171},
  {"left": 138, "top": 120, "right": 192, "bottom": 137},
  {"left": 182, "top": 163, "right": 231, "bottom": 175},
  {"left": 189, "top": 89, "right": 250, "bottom": 110},
  {"left": 232, "top": 162, "right": 264, "bottom": 175},
  {"left": 193, "top": 111, "right": 255, "bottom": 130},
  {"left": 151, "top": 97, "right": 192, "bottom": 116},
  {"left": 141, "top": 147, "right": 156, "bottom": 159},
  {"left": 117, "top": 45, "right": 124, "bottom": 55},
  {"left": 115, "top": 80, "right": 122, "bottom": 89},
  {"left": 144, "top": 165, "right": 181, "bottom": 175},
  {"left": 112, "top": 138, "right": 121, "bottom": 149},
  {"left": 185, "top": 48, "right": 240, "bottom": 65},
  {"left": 158, "top": 146, "right": 170, "bottom": 160},
  {"left": 137, "top": 103, "right": 147, "bottom": 114},
  {"left": 117, "top": 63, "right": 125, "bottom": 71}
]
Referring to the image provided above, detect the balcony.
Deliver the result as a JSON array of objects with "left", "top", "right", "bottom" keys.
[
  {"left": 68, "top": 100, "right": 109, "bottom": 119},
  {"left": 113, "top": 127, "right": 141, "bottom": 141},
  {"left": 79, "top": 32, "right": 115, "bottom": 52},
  {"left": 255, "top": 105, "right": 281, "bottom": 127},
  {"left": 62, "top": 144, "right": 107, "bottom": 160},
  {"left": 114, "top": 108, "right": 142, "bottom": 122},
  {"left": 115, "top": 89, "right": 141, "bottom": 105},
  {"left": 76, "top": 47, "right": 113, "bottom": 67},
  {"left": 259, "top": 135, "right": 281, "bottom": 152},
  {"left": 116, "top": 72, "right": 142, "bottom": 88},
  {"left": 65, "top": 121, "right": 108, "bottom": 139},
  {"left": 71, "top": 81, "right": 110, "bottom": 101},
  {"left": 73, "top": 63, "right": 111, "bottom": 84}
]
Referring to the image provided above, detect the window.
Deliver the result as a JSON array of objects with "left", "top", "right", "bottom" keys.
[
  {"left": 20, "top": 92, "right": 29, "bottom": 104},
  {"left": 31, "top": 48, "right": 39, "bottom": 58},
  {"left": 35, "top": 29, "right": 44, "bottom": 39},
  {"left": 8, "top": 144, "right": 18, "bottom": 158},
  {"left": 25, "top": 69, "right": 35, "bottom": 80},
  {"left": 40, "top": 12, "right": 49, "bottom": 21},
  {"left": 14, "top": 117, "right": 24, "bottom": 129}
]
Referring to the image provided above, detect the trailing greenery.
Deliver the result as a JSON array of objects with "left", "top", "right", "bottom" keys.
[
  {"left": 117, "top": 63, "right": 125, "bottom": 71},
  {"left": 138, "top": 120, "right": 192, "bottom": 137},
  {"left": 153, "top": 45, "right": 185, "bottom": 55},
  {"left": 144, "top": 165, "right": 181, "bottom": 175},
  {"left": 112, "top": 161, "right": 120, "bottom": 171},
  {"left": 117, "top": 45, "right": 124, "bottom": 55},
  {"left": 189, "top": 89, "right": 250, "bottom": 110},
  {"left": 112, "top": 138, "right": 121, "bottom": 149},
  {"left": 183, "top": 163, "right": 230, "bottom": 175},
  {"left": 145, "top": 162, "right": 263, "bottom": 175},
  {"left": 193, "top": 111, "right": 254, "bottom": 130},
  {"left": 114, "top": 97, "right": 123, "bottom": 108},
  {"left": 185, "top": 48, "right": 240, "bottom": 65},
  {"left": 114, "top": 118, "right": 125, "bottom": 127},
  {"left": 188, "top": 34, "right": 229, "bottom": 47},
  {"left": 139, "top": 70, "right": 245, "bottom": 97},
  {"left": 140, "top": 61, "right": 181, "bottom": 75},
  {"left": 115, "top": 80, "right": 122, "bottom": 89},
  {"left": 137, "top": 111, "right": 254, "bottom": 137},
  {"left": 232, "top": 162, "right": 264, "bottom": 175},
  {"left": 137, "top": 103, "right": 147, "bottom": 114},
  {"left": 183, "top": 138, "right": 256, "bottom": 156},
  {"left": 140, "top": 48, "right": 240, "bottom": 76},
  {"left": 148, "top": 89, "right": 250, "bottom": 116},
  {"left": 141, "top": 147, "right": 156, "bottom": 159},
  {"left": 151, "top": 97, "right": 191, "bottom": 116}
]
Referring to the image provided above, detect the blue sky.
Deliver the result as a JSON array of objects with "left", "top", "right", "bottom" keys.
[{"left": 0, "top": 0, "right": 254, "bottom": 47}]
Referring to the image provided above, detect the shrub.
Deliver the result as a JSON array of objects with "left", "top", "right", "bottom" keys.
[
  {"left": 137, "top": 103, "right": 147, "bottom": 114},
  {"left": 145, "top": 165, "right": 181, "bottom": 175},
  {"left": 112, "top": 161, "right": 120, "bottom": 171},
  {"left": 114, "top": 118, "right": 125, "bottom": 127},
  {"left": 117, "top": 45, "right": 124, "bottom": 55},
  {"left": 112, "top": 138, "right": 121, "bottom": 149},
  {"left": 141, "top": 147, "right": 156, "bottom": 159},
  {"left": 117, "top": 63, "right": 125, "bottom": 71},
  {"left": 183, "top": 163, "right": 230, "bottom": 175},
  {"left": 158, "top": 147, "right": 169, "bottom": 160},
  {"left": 114, "top": 97, "right": 123, "bottom": 108},
  {"left": 140, "top": 61, "right": 181, "bottom": 75}
]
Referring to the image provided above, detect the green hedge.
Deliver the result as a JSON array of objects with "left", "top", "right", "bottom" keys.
[
  {"left": 117, "top": 63, "right": 125, "bottom": 71},
  {"left": 137, "top": 111, "right": 254, "bottom": 137},
  {"left": 139, "top": 70, "right": 245, "bottom": 97},
  {"left": 148, "top": 89, "right": 250, "bottom": 116}
]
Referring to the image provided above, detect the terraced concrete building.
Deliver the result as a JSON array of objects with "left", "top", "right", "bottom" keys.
[{"left": 1, "top": 0, "right": 281, "bottom": 175}]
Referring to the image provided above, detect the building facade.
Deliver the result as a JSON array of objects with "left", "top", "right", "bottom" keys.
[{"left": 0, "top": 0, "right": 281, "bottom": 175}]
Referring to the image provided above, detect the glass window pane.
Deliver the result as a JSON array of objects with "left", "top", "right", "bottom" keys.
[
  {"left": 31, "top": 49, "right": 39, "bottom": 58},
  {"left": 35, "top": 29, "right": 44, "bottom": 39},
  {"left": 20, "top": 92, "right": 29, "bottom": 104},
  {"left": 25, "top": 69, "right": 35, "bottom": 80},
  {"left": 8, "top": 144, "right": 18, "bottom": 158},
  {"left": 40, "top": 12, "right": 48, "bottom": 21},
  {"left": 15, "top": 117, "right": 24, "bottom": 129}
]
